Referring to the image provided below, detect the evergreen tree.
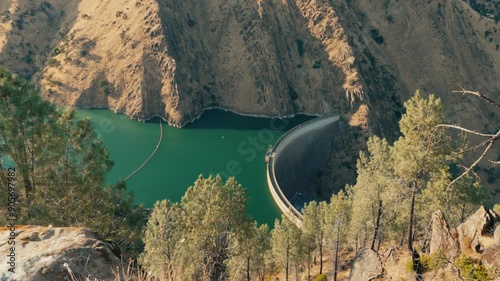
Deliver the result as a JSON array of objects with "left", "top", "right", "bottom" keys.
[
  {"left": 141, "top": 176, "right": 253, "bottom": 281},
  {"left": 271, "top": 215, "right": 301, "bottom": 281},
  {"left": 0, "top": 68, "right": 58, "bottom": 216},
  {"left": 349, "top": 136, "right": 399, "bottom": 250},
  {"left": 391, "top": 91, "right": 454, "bottom": 252},
  {"left": 181, "top": 175, "right": 250, "bottom": 280},
  {"left": 140, "top": 199, "right": 183, "bottom": 280},
  {"left": 302, "top": 201, "right": 327, "bottom": 275},
  {"left": 0, "top": 68, "right": 146, "bottom": 257},
  {"left": 324, "top": 190, "right": 351, "bottom": 281},
  {"left": 228, "top": 221, "right": 270, "bottom": 281},
  {"left": 444, "top": 175, "right": 487, "bottom": 226}
]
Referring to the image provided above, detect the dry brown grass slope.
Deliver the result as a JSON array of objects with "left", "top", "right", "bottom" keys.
[
  {"left": 0, "top": 1, "right": 498, "bottom": 165},
  {"left": 1, "top": 0, "right": 367, "bottom": 127},
  {"left": 338, "top": 0, "right": 500, "bottom": 195}
]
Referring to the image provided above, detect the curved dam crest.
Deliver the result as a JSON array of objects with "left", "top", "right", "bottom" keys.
[{"left": 267, "top": 114, "right": 340, "bottom": 226}]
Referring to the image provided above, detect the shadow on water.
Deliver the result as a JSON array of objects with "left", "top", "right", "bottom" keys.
[{"left": 180, "top": 109, "right": 316, "bottom": 131}]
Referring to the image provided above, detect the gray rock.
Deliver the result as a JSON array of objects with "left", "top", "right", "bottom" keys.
[
  {"left": 430, "top": 210, "right": 460, "bottom": 260},
  {"left": 349, "top": 248, "right": 383, "bottom": 281},
  {"left": 494, "top": 225, "right": 500, "bottom": 242},
  {"left": 456, "top": 206, "right": 497, "bottom": 254},
  {"left": 0, "top": 226, "right": 123, "bottom": 281},
  {"left": 482, "top": 244, "right": 500, "bottom": 267}
]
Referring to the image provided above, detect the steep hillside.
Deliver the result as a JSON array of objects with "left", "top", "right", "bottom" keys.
[
  {"left": 1, "top": 0, "right": 368, "bottom": 127},
  {"left": 0, "top": 0, "right": 498, "bottom": 143},
  {"left": 322, "top": 0, "right": 500, "bottom": 196}
]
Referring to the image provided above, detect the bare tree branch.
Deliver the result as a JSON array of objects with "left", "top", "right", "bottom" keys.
[
  {"left": 434, "top": 122, "right": 499, "bottom": 186},
  {"left": 489, "top": 160, "right": 500, "bottom": 167},
  {"left": 448, "top": 140, "right": 495, "bottom": 189},
  {"left": 457, "top": 164, "right": 481, "bottom": 183},
  {"left": 437, "top": 252, "right": 464, "bottom": 281},
  {"left": 451, "top": 138, "right": 492, "bottom": 158},
  {"left": 452, "top": 85, "right": 500, "bottom": 109},
  {"left": 434, "top": 124, "right": 496, "bottom": 138},
  {"left": 436, "top": 87, "right": 500, "bottom": 187}
]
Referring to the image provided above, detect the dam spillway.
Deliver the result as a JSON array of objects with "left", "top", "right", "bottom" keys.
[{"left": 266, "top": 114, "right": 340, "bottom": 225}]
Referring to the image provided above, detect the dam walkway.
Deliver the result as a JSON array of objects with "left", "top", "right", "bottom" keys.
[{"left": 266, "top": 114, "right": 340, "bottom": 227}]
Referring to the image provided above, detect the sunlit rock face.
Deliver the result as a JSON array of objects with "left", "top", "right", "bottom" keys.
[{"left": 0, "top": 226, "right": 123, "bottom": 281}]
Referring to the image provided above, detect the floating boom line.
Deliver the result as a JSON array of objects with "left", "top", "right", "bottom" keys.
[{"left": 123, "top": 119, "right": 163, "bottom": 181}]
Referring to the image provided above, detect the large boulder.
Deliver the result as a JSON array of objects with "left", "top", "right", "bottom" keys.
[
  {"left": 482, "top": 244, "right": 500, "bottom": 267},
  {"left": 494, "top": 225, "right": 500, "bottom": 242},
  {"left": 349, "top": 248, "right": 383, "bottom": 281},
  {"left": 455, "top": 206, "right": 498, "bottom": 255},
  {"left": 0, "top": 226, "right": 123, "bottom": 281},
  {"left": 430, "top": 210, "right": 459, "bottom": 259}
]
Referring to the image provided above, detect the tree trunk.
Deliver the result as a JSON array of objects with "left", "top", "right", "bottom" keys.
[
  {"left": 307, "top": 253, "right": 311, "bottom": 281},
  {"left": 307, "top": 265, "right": 310, "bottom": 281},
  {"left": 295, "top": 264, "right": 299, "bottom": 281},
  {"left": 319, "top": 242, "right": 323, "bottom": 274},
  {"left": 460, "top": 203, "right": 466, "bottom": 223},
  {"left": 286, "top": 234, "right": 290, "bottom": 281},
  {"left": 22, "top": 168, "right": 33, "bottom": 207},
  {"left": 355, "top": 235, "right": 358, "bottom": 254},
  {"left": 334, "top": 227, "right": 340, "bottom": 281},
  {"left": 246, "top": 257, "right": 250, "bottom": 281},
  {"left": 30, "top": 143, "right": 36, "bottom": 196},
  {"left": 262, "top": 262, "right": 266, "bottom": 281},
  {"left": 371, "top": 199, "right": 383, "bottom": 251},
  {"left": 407, "top": 187, "right": 416, "bottom": 252}
]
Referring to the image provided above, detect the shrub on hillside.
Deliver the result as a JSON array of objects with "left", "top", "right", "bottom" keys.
[
  {"left": 314, "top": 273, "right": 327, "bottom": 281},
  {"left": 455, "top": 256, "right": 491, "bottom": 281}
]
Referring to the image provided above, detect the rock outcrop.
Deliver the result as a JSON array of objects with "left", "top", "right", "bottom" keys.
[
  {"left": 430, "top": 206, "right": 500, "bottom": 261},
  {"left": 0, "top": 226, "right": 123, "bottom": 281},
  {"left": 482, "top": 244, "right": 500, "bottom": 267},
  {"left": 456, "top": 206, "right": 499, "bottom": 255},
  {"left": 349, "top": 248, "right": 383, "bottom": 281},
  {"left": 493, "top": 224, "right": 500, "bottom": 243},
  {"left": 430, "top": 210, "right": 460, "bottom": 259},
  {"left": 495, "top": 224, "right": 500, "bottom": 242}
]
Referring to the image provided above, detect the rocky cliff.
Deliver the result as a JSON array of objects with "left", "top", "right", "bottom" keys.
[
  {"left": 0, "top": 226, "right": 124, "bottom": 281},
  {"left": 350, "top": 206, "right": 500, "bottom": 281},
  {"left": 0, "top": 0, "right": 365, "bottom": 126},
  {"left": 1, "top": 0, "right": 498, "bottom": 135}
]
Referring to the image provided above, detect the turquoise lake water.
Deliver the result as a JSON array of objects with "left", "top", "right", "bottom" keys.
[{"left": 77, "top": 109, "right": 313, "bottom": 226}]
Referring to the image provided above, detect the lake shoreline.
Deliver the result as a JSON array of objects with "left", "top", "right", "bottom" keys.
[{"left": 72, "top": 105, "right": 323, "bottom": 128}]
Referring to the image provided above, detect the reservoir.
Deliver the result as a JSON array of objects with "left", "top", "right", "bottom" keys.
[{"left": 77, "top": 109, "right": 313, "bottom": 226}]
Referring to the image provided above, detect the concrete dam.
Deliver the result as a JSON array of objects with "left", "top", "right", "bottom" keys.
[{"left": 266, "top": 114, "right": 341, "bottom": 225}]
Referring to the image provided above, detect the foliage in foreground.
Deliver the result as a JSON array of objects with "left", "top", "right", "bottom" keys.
[
  {"left": 1, "top": 68, "right": 494, "bottom": 280},
  {"left": 455, "top": 256, "right": 491, "bottom": 281},
  {"left": 140, "top": 175, "right": 269, "bottom": 281},
  {"left": 141, "top": 91, "right": 492, "bottom": 281},
  {"left": 0, "top": 68, "right": 146, "bottom": 257}
]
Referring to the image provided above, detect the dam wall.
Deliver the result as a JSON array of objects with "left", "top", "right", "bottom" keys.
[{"left": 267, "top": 114, "right": 340, "bottom": 225}]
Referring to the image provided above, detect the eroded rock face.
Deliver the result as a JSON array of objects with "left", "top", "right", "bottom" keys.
[
  {"left": 482, "top": 244, "right": 500, "bottom": 267},
  {"left": 495, "top": 225, "right": 500, "bottom": 242},
  {"left": 0, "top": 0, "right": 365, "bottom": 127},
  {"left": 456, "top": 206, "right": 499, "bottom": 255},
  {"left": 1, "top": 0, "right": 498, "bottom": 140},
  {"left": 430, "top": 210, "right": 459, "bottom": 260},
  {"left": 0, "top": 226, "right": 122, "bottom": 281},
  {"left": 349, "top": 248, "right": 383, "bottom": 281}
]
